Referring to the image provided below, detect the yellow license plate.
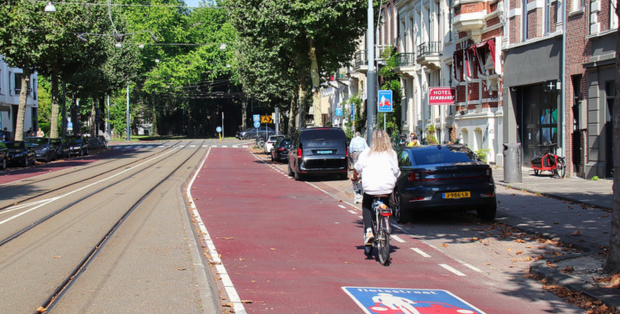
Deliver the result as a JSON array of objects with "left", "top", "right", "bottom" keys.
[{"left": 443, "top": 191, "right": 471, "bottom": 199}]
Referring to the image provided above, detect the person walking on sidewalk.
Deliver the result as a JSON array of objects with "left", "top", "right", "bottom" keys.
[
  {"left": 349, "top": 131, "right": 368, "bottom": 203},
  {"left": 351, "top": 129, "right": 400, "bottom": 244}
]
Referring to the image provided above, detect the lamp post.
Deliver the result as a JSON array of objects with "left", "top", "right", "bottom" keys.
[
  {"left": 126, "top": 83, "right": 130, "bottom": 141},
  {"left": 366, "top": 0, "right": 376, "bottom": 145}
]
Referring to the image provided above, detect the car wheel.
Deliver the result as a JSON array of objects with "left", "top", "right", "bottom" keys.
[
  {"left": 391, "top": 189, "right": 411, "bottom": 224},
  {"left": 1, "top": 158, "right": 6, "bottom": 170},
  {"left": 477, "top": 203, "right": 497, "bottom": 221},
  {"left": 23, "top": 157, "right": 29, "bottom": 167}
]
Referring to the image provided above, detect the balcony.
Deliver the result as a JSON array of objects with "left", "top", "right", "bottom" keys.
[
  {"left": 352, "top": 50, "right": 368, "bottom": 71},
  {"left": 453, "top": 2, "right": 486, "bottom": 33},
  {"left": 416, "top": 41, "right": 441, "bottom": 68}
]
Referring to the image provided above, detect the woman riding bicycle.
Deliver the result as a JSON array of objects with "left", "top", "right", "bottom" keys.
[{"left": 351, "top": 129, "right": 400, "bottom": 245}]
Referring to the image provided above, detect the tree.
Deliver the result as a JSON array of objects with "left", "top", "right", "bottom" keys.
[
  {"left": 378, "top": 48, "right": 403, "bottom": 138},
  {"left": 226, "top": 0, "right": 368, "bottom": 129},
  {"left": 604, "top": 3, "right": 620, "bottom": 273}
]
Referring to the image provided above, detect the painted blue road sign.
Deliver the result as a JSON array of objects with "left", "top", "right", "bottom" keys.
[
  {"left": 253, "top": 114, "right": 260, "bottom": 122},
  {"left": 253, "top": 121, "right": 260, "bottom": 128},
  {"left": 216, "top": 126, "right": 222, "bottom": 133},
  {"left": 342, "top": 287, "right": 484, "bottom": 314},
  {"left": 351, "top": 104, "right": 356, "bottom": 121},
  {"left": 378, "top": 90, "right": 393, "bottom": 113}
]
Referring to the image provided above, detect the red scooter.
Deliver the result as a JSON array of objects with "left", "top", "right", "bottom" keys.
[{"left": 530, "top": 143, "right": 566, "bottom": 178}]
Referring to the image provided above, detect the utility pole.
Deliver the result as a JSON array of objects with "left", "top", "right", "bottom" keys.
[
  {"left": 126, "top": 83, "right": 130, "bottom": 141},
  {"left": 366, "top": 0, "right": 376, "bottom": 145}
]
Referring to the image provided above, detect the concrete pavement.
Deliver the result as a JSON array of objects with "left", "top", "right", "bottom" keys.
[{"left": 492, "top": 166, "right": 620, "bottom": 310}]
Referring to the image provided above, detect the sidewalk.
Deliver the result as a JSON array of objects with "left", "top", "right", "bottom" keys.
[{"left": 492, "top": 166, "right": 620, "bottom": 310}]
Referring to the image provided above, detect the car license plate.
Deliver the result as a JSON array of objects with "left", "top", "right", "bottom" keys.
[
  {"left": 316, "top": 150, "right": 333, "bottom": 154},
  {"left": 443, "top": 191, "right": 471, "bottom": 199}
]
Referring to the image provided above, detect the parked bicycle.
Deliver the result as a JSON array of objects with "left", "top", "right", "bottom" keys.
[
  {"left": 364, "top": 196, "right": 392, "bottom": 266},
  {"left": 530, "top": 143, "right": 566, "bottom": 178}
]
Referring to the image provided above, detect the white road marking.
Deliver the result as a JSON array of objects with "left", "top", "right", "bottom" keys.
[
  {"left": 411, "top": 248, "right": 431, "bottom": 257},
  {"left": 391, "top": 235, "right": 405, "bottom": 243},
  {"left": 338, "top": 205, "right": 346, "bottom": 209},
  {"left": 348, "top": 210, "right": 357, "bottom": 215},
  {"left": 187, "top": 147, "right": 246, "bottom": 314},
  {"left": 439, "top": 263, "right": 467, "bottom": 276}
]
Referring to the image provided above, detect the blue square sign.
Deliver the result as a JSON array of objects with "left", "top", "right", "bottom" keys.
[
  {"left": 342, "top": 287, "right": 484, "bottom": 314},
  {"left": 378, "top": 90, "right": 393, "bottom": 113}
]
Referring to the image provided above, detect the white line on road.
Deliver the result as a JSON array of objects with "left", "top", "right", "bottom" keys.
[
  {"left": 439, "top": 263, "right": 467, "bottom": 276},
  {"left": 391, "top": 235, "right": 405, "bottom": 243},
  {"left": 411, "top": 247, "right": 431, "bottom": 257},
  {"left": 338, "top": 205, "right": 346, "bottom": 209},
  {"left": 348, "top": 210, "right": 357, "bottom": 215}
]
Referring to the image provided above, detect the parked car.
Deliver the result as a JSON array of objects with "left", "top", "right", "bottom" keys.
[
  {"left": 50, "top": 138, "right": 70, "bottom": 159},
  {"left": 264, "top": 135, "right": 284, "bottom": 154},
  {"left": 236, "top": 126, "right": 276, "bottom": 140},
  {"left": 390, "top": 144, "right": 497, "bottom": 223},
  {"left": 4, "top": 141, "right": 36, "bottom": 167},
  {"left": 287, "top": 127, "right": 348, "bottom": 181},
  {"left": 0, "top": 141, "right": 8, "bottom": 170},
  {"left": 66, "top": 135, "right": 90, "bottom": 156},
  {"left": 25, "top": 137, "right": 57, "bottom": 162},
  {"left": 271, "top": 137, "right": 291, "bottom": 162}
]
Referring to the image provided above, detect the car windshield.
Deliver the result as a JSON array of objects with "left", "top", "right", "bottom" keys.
[
  {"left": 411, "top": 146, "right": 478, "bottom": 165},
  {"left": 67, "top": 137, "right": 82, "bottom": 144},
  {"left": 7, "top": 142, "right": 25, "bottom": 149},
  {"left": 300, "top": 130, "right": 346, "bottom": 148},
  {"left": 25, "top": 138, "right": 47, "bottom": 146}
]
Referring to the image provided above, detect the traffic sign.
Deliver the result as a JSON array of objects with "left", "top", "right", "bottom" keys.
[
  {"left": 253, "top": 114, "right": 260, "bottom": 122},
  {"left": 216, "top": 126, "right": 222, "bottom": 133},
  {"left": 378, "top": 90, "right": 393, "bottom": 113},
  {"left": 261, "top": 115, "right": 273, "bottom": 123},
  {"left": 335, "top": 107, "right": 343, "bottom": 116}
]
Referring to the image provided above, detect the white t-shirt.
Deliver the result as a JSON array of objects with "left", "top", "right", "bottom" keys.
[{"left": 354, "top": 147, "right": 400, "bottom": 195}]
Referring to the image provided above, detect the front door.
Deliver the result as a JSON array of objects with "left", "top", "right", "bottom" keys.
[{"left": 519, "top": 84, "right": 559, "bottom": 164}]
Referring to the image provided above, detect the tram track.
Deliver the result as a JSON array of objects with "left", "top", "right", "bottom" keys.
[
  {"left": 0, "top": 141, "right": 182, "bottom": 212},
  {"left": 0, "top": 140, "right": 206, "bottom": 313}
]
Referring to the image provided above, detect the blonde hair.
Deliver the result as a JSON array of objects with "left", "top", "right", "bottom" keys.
[{"left": 370, "top": 129, "right": 394, "bottom": 154}]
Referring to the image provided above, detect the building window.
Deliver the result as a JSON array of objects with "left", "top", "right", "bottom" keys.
[
  {"left": 571, "top": 0, "right": 583, "bottom": 11},
  {"left": 522, "top": 0, "right": 528, "bottom": 41},
  {"left": 0, "top": 69, "right": 2, "bottom": 95},
  {"left": 545, "top": 0, "right": 553, "bottom": 33},
  {"left": 32, "top": 77, "right": 37, "bottom": 100},
  {"left": 14, "top": 73, "right": 22, "bottom": 94},
  {"left": 448, "top": 0, "right": 453, "bottom": 41}
]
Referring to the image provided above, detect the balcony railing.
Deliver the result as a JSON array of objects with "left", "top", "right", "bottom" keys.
[
  {"left": 395, "top": 53, "right": 416, "bottom": 67},
  {"left": 417, "top": 41, "right": 441, "bottom": 59}
]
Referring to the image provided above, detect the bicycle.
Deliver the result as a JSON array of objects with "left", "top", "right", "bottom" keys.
[
  {"left": 531, "top": 143, "right": 566, "bottom": 178},
  {"left": 364, "top": 196, "right": 392, "bottom": 266}
]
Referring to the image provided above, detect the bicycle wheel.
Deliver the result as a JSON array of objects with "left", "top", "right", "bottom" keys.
[
  {"left": 376, "top": 218, "right": 390, "bottom": 266},
  {"left": 555, "top": 158, "right": 566, "bottom": 178}
]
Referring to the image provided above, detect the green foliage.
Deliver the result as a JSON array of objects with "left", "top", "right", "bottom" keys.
[
  {"left": 475, "top": 149, "right": 490, "bottom": 163},
  {"left": 377, "top": 48, "right": 402, "bottom": 137},
  {"left": 426, "top": 124, "right": 438, "bottom": 145},
  {"left": 592, "top": 176, "right": 600, "bottom": 181}
]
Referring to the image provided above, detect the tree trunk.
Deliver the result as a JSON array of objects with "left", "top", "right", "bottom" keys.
[
  {"left": 90, "top": 98, "right": 96, "bottom": 137},
  {"left": 308, "top": 39, "right": 322, "bottom": 127},
  {"left": 15, "top": 66, "right": 31, "bottom": 141},
  {"left": 604, "top": 4, "right": 620, "bottom": 274},
  {"left": 50, "top": 68, "right": 60, "bottom": 138},
  {"left": 241, "top": 97, "right": 248, "bottom": 131},
  {"left": 288, "top": 93, "right": 297, "bottom": 135},
  {"left": 71, "top": 98, "right": 79, "bottom": 135}
]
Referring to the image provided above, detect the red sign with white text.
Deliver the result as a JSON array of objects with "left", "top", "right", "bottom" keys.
[{"left": 429, "top": 87, "right": 455, "bottom": 105}]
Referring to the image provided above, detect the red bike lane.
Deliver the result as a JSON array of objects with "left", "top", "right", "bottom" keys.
[{"left": 191, "top": 147, "right": 565, "bottom": 314}]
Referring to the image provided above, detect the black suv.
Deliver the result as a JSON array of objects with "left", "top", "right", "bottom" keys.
[{"left": 287, "top": 127, "right": 348, "bottom": 181}]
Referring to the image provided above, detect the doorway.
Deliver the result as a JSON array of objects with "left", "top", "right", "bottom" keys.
[{"left": 518, "top": 84, "right": 559, "bottom": 163}]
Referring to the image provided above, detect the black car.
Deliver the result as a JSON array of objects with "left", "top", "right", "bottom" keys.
[
  {"left": 66, "top": 135, "right": 90, "bottom": 156},
  {"left": 50, "top": 138, "right": 70, "bottom": 159},
  {"left": 25, "top": 137, "right": 57, "bottom": 162},
  {"left": 0, "top": 130, "right": 12, "bottom": 142},
  {"left": 236, "top": 126, "right": 276, "bottom": 140},
  {"left": 0, "top": 141, "right": 8, "bottom": 170},
  {"left": 5, "top": 141, "right": 36, "bottom": 167},
  {"left": 391, "top": 144, "right": 497, "bottom": 223},
  {"left": 287, "top": 127, "right": 348, "bottom": 181},
  {"left": 271, "top": 137, "right": 291, "bottom": 162}
]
